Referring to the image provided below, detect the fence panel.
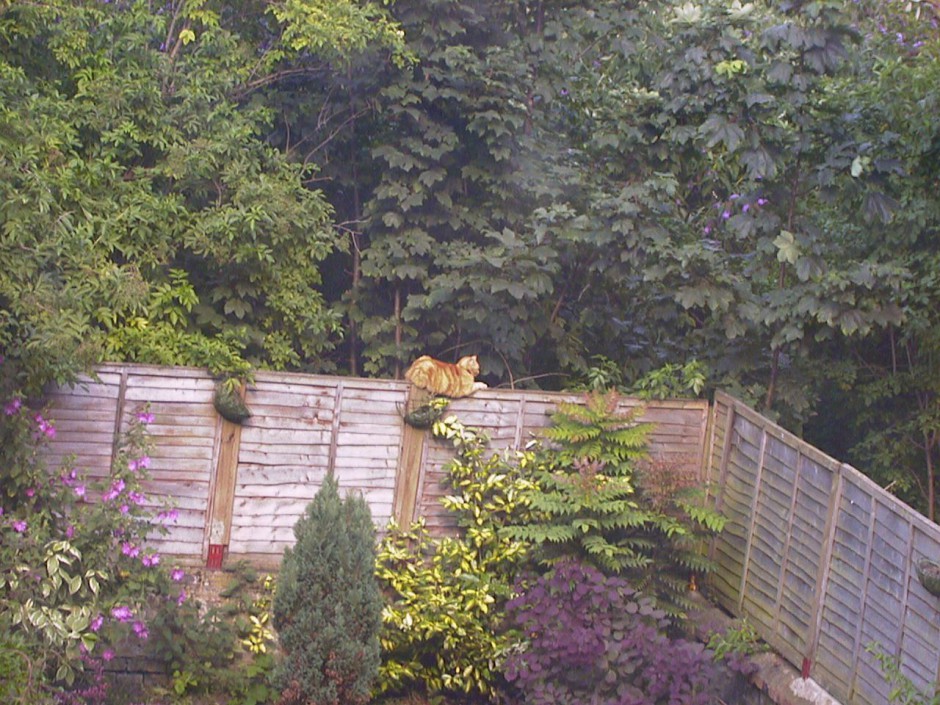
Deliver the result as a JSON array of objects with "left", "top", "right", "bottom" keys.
[
  {"left": 414, "top": 392, "right": 710, "bottom": 534},
  {"left": 44, "top": 367, "right": 218, "bottom": 559},
  {"left": 707, "top": 391, "right": 940, "bottom": 705},
  {"left": 228, "top": 373, "right": 406, "bottom": 559}
]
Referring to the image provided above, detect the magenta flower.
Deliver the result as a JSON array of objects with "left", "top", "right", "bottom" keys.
[
  {"left": 66, "top": 525, "right": 75, "bottom": 539},
  {"left": 176, "top": 590, "right": 187, "bottom": 606},
  {"left": 122, "top": 542, "right": 140, "bottom": 558},
  {"left": 157, "top": 508, "right": 179, "bottom": 523},
  {"left": 128, "top": 455, "right": 151, "bottom": 472},
  {"left": 111, "top": 605, "right": 133, "bottom": 622},
  {"left": 74, "top": 484, "right": 86, "bottom": 498},
  {"left": 142, "top": 553, "right": 160, "bottom": 567},
  {"left": 721, "top": 210, "right": 731, "bottom": 220},
  {"left": 102, "top": 649, "right": 115, "bottom": 662},
  {"left": 25, "top": 488, "right": 35, "bottom": 498},
  {"left": 120, "top": 504, "right": 129, "bottom": 515},
  {"left": 757, "top": 197, "right": 769, "bottom": 206},
  {"left": 136, "top": 411, "right": 155, "bottom": 424},
  {"left": 128, "top": 491, "right": 146, "bottom": 505},
  {"left": 12, "top": 519, "right": 27, "bottom": 532},
  {"left": 103, "top": 479, "right": 125, "bottom": 501},
  {"left": 34, "top": 414, "right": 55, "bottom": 438},
  {"left": 3, "top": 398, "right": 22, "bottom": 415},
  {"left": 133, "top": 621, "right": 149, "bottom": 640},
  {"left": 171, "top": 568, "right": 185, "bottom": 582},
  {"left": 90, "top": 615, "right": 104, "bottom": 632}
]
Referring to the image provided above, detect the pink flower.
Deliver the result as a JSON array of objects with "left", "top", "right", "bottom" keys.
[
  {"left": 12, "top": 520, "right": 27, "bottom": 533},
  {"left": 157, "top": 508, "right": 179, "bottom": 523},
  {"left": 128, "top": 491, "right": 146, "bottom": 505},
  {"left": 102, "top": 649, "right": 115, "bottom": 662},
  {"left": 119, "top": 504, "right": 129, "bottom": 515},
  {"left": 122, "top": 542, "right": 140, "bottom": 558},
  {"left": 103, "top": 479, "right": 125, "bottom": 501},
  {"left": 111, "top": 605, "right": 133, "bottom": 622},
  {"left": 136, "top": 411, "right": 155, "bottom": 424},
  {"left": 34, "top": 414, "right": 55, "bottom": 438},
  {"left": 74, "top": 484, "right": 86, "bottom": 498},
  {"left": 90, "top": 615, "right": 104, "bottom": 632},
  {"left": 25, "top": 488, "right": 35, "bottom": 498},
  {"left": 142, "top": 553, "right": 160, "bottom": 567},
  {"left": 66, "top": 525, "right": 75, "bottom": 539},
  {"left": 176, "top": 591, "right": 187, "bottom": 606},
  {"left": 3, "top": 398, "right": 22, "bottom": 415},
  {"left": 171, "top": 568, "right": 185, "bottom": 582},
  {"left": 133, "top": 621, "right": 149, "bottom": 640},
  {"left": 128, "top": 456, "right": 152, "bottom": 472}
]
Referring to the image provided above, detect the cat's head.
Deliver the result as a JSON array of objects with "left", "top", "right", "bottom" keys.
[{"left": 457, "top": 355, "right": 480, "bottom": 375}]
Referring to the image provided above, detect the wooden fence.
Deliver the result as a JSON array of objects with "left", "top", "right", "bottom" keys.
[
  {"left": 40, "top": 363, "right": 709, "bottom": 566},
  {"left": 40, "top": 366, "right": 940, "bottom": 704},
  {"left": 705, "top": 391, "right": 940, "bottom": 705}
]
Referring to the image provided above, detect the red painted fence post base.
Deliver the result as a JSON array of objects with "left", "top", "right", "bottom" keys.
[{"left": 207, "top": 543, "right": 225, "bottom": 569}]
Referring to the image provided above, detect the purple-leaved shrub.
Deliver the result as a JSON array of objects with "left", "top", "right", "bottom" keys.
[{"left": 504, "top": 560, "right": 723, "bottom": 705}]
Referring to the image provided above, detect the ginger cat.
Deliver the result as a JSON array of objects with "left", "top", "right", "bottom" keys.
[{"left": 404, "top": 355, "right": 488, "bottom": 398}]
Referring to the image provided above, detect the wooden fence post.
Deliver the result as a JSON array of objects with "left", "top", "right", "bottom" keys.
[
  {"left": 393, "top": 386, "right": 431, "bottom": 526},
  {"left": 205, "top": 384, "right": 246, "bottom": 569},
  {"left": 737, "top": 427, "right": 768, "bottom": 613},
  {"left": 798, "top": 457, "right": 841, "bottom": 680}
]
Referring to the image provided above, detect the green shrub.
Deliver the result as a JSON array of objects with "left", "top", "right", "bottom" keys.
[
  {"left": 273, "top": 475, "right": 383, "bottom": 705},
  {"left": 0, "top": 397, "right": 181, "bottom": 694},
  {"left": 375, "top": 417, "right": 532, "bottom": 701},
  {"left": 505, "top": 391, "right": 725, "bottom": 620},
  {"left": 147, "top": 567, "right": 277, "bottom": 704}
]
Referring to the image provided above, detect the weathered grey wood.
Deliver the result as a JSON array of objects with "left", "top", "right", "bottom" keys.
[
  {"left": 806, "top": 464, "right": 844, "bottom": 678},
  {"left": 393, "top": 386, "right": 431, "bottom": 527},
  {"left": 326, "top": 381, "right": 344, "bottom": 476},
  {"left": 737, "top": 424, "right": 768, "bottom": 613}
]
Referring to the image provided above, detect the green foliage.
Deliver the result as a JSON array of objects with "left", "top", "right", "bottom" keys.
[
  {"left": 0, "top": 0, "right": 408, "bottom": 393},
  {"left": 868, "top": 643, "right": 940, "bottom": 705},
  {"left": 148, "top": 567, "right": 277, "bottom": 704},
  {"left": 540, "top": 392, "right": 651, "bottom": 472},
  {"left": 0, "top": 632, "right": 45, "bottom": 705},
  {"left": 0, "top": 397, "right": 181, "bottom": 695},
  {"left": 375, "top": 416, "right": 532, "bottom": 700},
  {"left": 706, "top": 618, "right": 768, "bottom": 662},
  {"left": 631, "top": 361, "right": 708, "bottom": 400},
  {"left": 273, "top": 475, "right": 383, "bottom": 705},
  {"left": 506, "top": 392, "right": 725, "bottom": 621}
]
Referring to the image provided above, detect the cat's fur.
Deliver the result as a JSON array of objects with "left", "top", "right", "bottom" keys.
[{"left": 404, "top": 355, "right": 488, "bottom": 398}]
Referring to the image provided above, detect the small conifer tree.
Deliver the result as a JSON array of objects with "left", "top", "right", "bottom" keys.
[{"left": 272, "top": 475, "right": 383, "bottom": 705}]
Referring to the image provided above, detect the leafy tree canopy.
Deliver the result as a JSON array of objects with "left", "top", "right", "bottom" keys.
[{"left": 0, "top": 0, "right": 406, "bottom": 394}]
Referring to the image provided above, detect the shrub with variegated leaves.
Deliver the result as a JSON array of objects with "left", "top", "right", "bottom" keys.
[{"left": 0, "top": 394, "right": 184, "bottom": 699}]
